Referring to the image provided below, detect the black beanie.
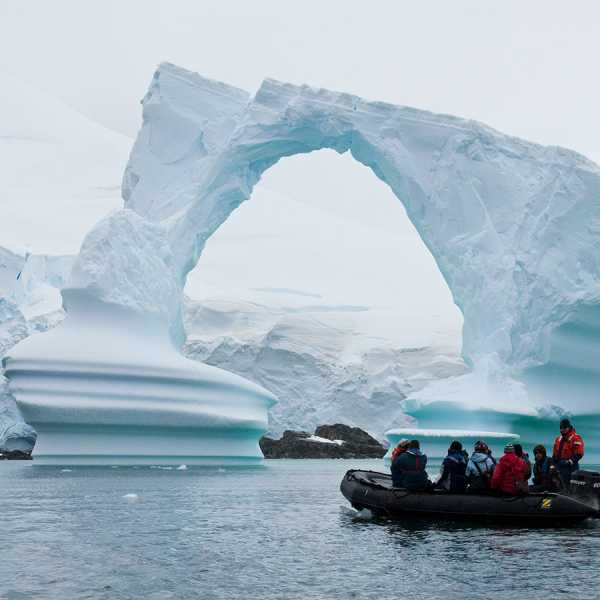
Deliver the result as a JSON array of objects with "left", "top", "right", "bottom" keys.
[
  {"left": 560, "top": 418, "right": 572, "bottom": 429},
  {"left": 449, "top": 440, "right": 463, "bottom": 453}
]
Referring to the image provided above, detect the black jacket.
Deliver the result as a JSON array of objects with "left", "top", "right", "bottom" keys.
[
  {"left": 436, "top": 452, "right": 467, "bottom": 492},
  {"left": 532, "top": 456, "right": 561, "bottom": 491}
]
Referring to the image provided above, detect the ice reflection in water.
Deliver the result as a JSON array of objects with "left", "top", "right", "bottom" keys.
[{"left": 1, "top": 460, "right": 599, "bottom": 599}]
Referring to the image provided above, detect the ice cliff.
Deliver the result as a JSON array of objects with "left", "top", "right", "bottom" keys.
[
  {"left": 5, "top": 63, "right": 600, "bottom": 461},
  {"left": 183, "top": 296, "right": 465, "bottom": 438},
  {"left": 0, "top": 247, "right": 75, "bottom": 452}
]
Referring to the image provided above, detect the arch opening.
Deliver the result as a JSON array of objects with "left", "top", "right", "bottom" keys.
[{"left": 183, "top": 149, "right": 465, "bottom": 438}]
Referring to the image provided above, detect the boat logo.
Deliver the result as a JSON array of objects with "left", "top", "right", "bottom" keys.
[{"left": 540, "top": 498, "right": 553, "bottom": 510}]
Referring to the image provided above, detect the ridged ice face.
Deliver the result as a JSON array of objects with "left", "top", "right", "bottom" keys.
[
  {"left": 5, "top": 63, "right": 600, "bottom": 462},
  {"left": 4, "top": 289, "right": 276, "bottom": 463},
  {"left": 119, "top": 64, "right": 600, "bottom": 438},
  {"left": 102, "top": 63, "right": 600, "bottom": 372}
]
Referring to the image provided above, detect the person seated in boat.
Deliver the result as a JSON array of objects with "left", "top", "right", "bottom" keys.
[
  {"left": 435, "top": 440, "right": 467, "bottom": 493},
  {"left": 552, "top": 418, "right": 585, "bottom": 491},
  {"left": 390, "top": 438, "right": 410, "bottom": 463},
  {"left": 529, "top": 444, "right": 561, "bottom": 492},
  {"left": 465, "top": 440, "right": 496, "bottom": 492},
  {"left": 514, "top": 444, "right": 532, "bottom": 480},
  {"left": 490, "top": 443, "right": 529, "bottom": 495},
  {"left": 390, "top": 439, "right": 430, "bottom": 490}
]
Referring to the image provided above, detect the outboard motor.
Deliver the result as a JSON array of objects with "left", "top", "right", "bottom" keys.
[{"left": 570, "top": 470, "right": 600, "bottom": 509}]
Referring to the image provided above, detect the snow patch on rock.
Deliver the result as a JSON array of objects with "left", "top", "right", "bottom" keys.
[{"left": 307, "top": 435, "right": 344, "bottom": 445}]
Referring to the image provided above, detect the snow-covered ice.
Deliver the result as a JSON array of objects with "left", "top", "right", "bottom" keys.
[
  {"left": 4, "top": 62, "right": 600, "bottom": 461},
  {"left": 385, "top": 427, "right": 520, "bottom": 459},
  {"left": 307, "top": 435, "right": 344, "bottom": 445},
  {"left": 0, "top": 373, "right": 36, "bottom": 453}
]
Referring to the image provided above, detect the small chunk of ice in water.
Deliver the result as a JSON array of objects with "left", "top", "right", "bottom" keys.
[
  {"left": 123, "top": 493, "right": 139, "bottom": 502},
  {"left": 177, "top": 464, "right": 188, "bottom": 470},
  {"left": 60, "top": 469, "right": 72, "bottom": 473},
  {"left": 339, "top": 505, "right": 374, "bottom": 520}
]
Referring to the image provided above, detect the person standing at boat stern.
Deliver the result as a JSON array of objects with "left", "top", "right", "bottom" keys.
[
  {"left": 390, "top": 440, "right": 430, "bottom": 490},
  {"left": 552, "top": 419, "right": 585, "bottom": 490},
  {"left": 465, "top": 441, "right": 496, "bottom": 491},
  {"left": 435, "top": 441, "right": 468, "bottom": 492},
  {"left": 491, "top": 444, "right": 528, "bottom": 495}
]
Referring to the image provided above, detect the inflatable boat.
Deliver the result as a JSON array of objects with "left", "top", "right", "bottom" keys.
[{"left": 341, "top": 470, "right": 598, "bottom": 522}]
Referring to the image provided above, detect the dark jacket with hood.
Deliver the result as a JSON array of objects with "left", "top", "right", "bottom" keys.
[
  {"left": 436, "top": 451, "right": 467, "bottom": 492},
  {"left": 532, "top": 448, "right": 561, "bottom": 491},
  {"left": 391, "top": 448, "right": 430, "bottom": 490}
]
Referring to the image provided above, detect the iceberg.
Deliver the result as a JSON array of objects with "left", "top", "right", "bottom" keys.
[
  {"left": 384, "top": 428, "right": 519, "bottom": 461},
  {"left": 0, "top": 245, "right": 75, "bottom": 449},
  {"left": 0, "top": 374, "right": 36, "bottom": 454},
  {"left": 5, "top": 62, "right": 600, "bottom": 462}
]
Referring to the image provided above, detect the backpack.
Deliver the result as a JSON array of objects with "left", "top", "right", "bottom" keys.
[{"left": 469, "top": 459, "right": 491, "bottom": 490}]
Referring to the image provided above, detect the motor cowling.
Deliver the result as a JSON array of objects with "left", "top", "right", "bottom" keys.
[{"left": 570, "top": 470, "right": 600, "bottom": 505}]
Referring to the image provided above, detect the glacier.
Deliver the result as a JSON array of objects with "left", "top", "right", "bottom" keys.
[
  {"left": 4, "top": 62, "right": 600, "bottom": 462},
  {"left": 0, "top": 70, "right": 129, "bottom": 454}
]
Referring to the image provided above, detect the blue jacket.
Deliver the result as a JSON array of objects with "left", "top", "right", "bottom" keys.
[
  {"left": 391, "top": 449, "right": 430, "bottom": 490},
  {"left": 465, "top": 452, "right": 496, "bottom": 490}
]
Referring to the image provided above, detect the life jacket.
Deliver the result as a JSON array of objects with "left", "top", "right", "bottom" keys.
[{"left": 552, "top": 428, "right": 585, "bottom": 463}]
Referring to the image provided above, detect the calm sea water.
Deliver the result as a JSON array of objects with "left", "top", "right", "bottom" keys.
[{"left": 1, "top": 459, "right": 599, "bottom": 600}]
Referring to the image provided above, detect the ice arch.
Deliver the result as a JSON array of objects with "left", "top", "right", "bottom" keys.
[
  {"left": 5, "top": 63, "right": 600, "bottom": 462},
  {"left": 184, "top": 148, "right": 464, "bottom": 439}
]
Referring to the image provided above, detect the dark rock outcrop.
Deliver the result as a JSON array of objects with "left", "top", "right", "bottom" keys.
[
  {"left": 260, "top": 424, "right": 386, "bottom": 459},
  {"left": 0, "top": 449, "right": 32, "bottom": 460}
]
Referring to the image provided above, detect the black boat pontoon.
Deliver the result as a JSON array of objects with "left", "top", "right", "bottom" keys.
[{"left": 341, "top": 469, "right": 598, "bottom": 523}]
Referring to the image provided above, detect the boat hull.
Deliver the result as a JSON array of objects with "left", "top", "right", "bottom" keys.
[{"left": 340, "top": 470, "right": 597, "bottom": 523}]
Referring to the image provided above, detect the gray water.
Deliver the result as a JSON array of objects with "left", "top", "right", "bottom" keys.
[{"left": 1, "top": 459, "right": 599, "bottom": 600}]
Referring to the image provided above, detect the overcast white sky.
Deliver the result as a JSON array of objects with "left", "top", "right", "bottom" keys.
[{"left": 1, "top": 0, "right": 599, "bottom": 162}]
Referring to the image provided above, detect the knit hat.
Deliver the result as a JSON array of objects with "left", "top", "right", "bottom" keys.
[
  {"left": 474, "top": 440, "right": 489, "bottom": 453},
  {"left": 560, "top": 418, "right": 572, "bottom": 429},
  {"left": 449, "top": 440, "right": 463, "bottom": 453},
  {"left": 396, "top": 439, "right": 410, "bottom": 448}
]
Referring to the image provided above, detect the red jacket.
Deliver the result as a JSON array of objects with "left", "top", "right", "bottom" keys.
[
  {"left": 553, "top": 428, "right": 584, "bottom": 462},
  {"left": 491, "top": 453, "right": 528, "bottom": 495}
]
